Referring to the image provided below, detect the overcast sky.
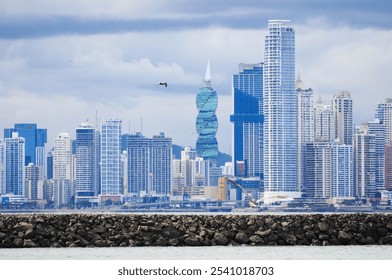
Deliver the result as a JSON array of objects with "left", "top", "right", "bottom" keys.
[{"left": 0, "top": 0, "right": 391, "bottom": 154}]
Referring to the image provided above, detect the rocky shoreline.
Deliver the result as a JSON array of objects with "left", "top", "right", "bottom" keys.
[{"left": 1, "top": 213, "right": 392, "bottom": 248}]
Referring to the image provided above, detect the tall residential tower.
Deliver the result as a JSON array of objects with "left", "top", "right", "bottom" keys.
[{"left": 263, "top": 20, "right": 299, "bottom": 203}]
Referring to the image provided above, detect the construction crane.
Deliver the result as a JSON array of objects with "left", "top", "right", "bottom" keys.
[{"left": 225, "top": 177, "right": 259, "bottom": 207}]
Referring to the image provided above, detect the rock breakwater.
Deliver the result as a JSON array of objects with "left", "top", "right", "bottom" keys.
[{"left": 1, "top": 213, "right": 392, "bottom": 248}]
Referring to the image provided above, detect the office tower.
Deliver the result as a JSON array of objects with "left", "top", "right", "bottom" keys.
[
  {"left": 303, "top": 142, "right": 332, "bottom": 198},
  {"left": 5, "top": 133, "right": 25, "bottom": 196},
  {"left": 75, "top": 123, "right": 100, "bottom": 198},
  {"left": 332, "top": 91, "right": 353, "bottom": 145},
  {"left": 25, "top": 163, "right": 41, "bottom": 200},
  {"left": 375, "top": 99, "right": 392, "bottom": 190},
  {"left": 314, "top": 97, "right": 335, "bottom": 142},
  {"left": 331, "top": 143, "right": 354, "bottom": 198},
  {"left": 385, "top": 144, "right": 392, "bottom": 190},
  {"left": 297, "top": 75, "right": 314, "bottom": 192},
  {"left": 263, "top": 20, "right": 299, "bottom": 201},
  {"left": 4, "top": 123, "right": 47, "bottom": 168},
  {"left": 127, "top": 133, "right": 150, "bottom": 195},
  {"left": 100, "top": 119, "right": 122, "bottom": 196},
  {"left": 0, "top": 139, "right": 5, "bottom": 194},
  {"left": 230, "top": 63, "right": 263, "bottom": 177},
  {"left": 151, "top": 133, "right": 172, "bottom": 195},
  {"left": 46, "top": 148, "right": 53, "bottom": 180},
  {"left": 196, "top": 60, "right": 218, "bottom": 164},
  {"left": 353, "top": 127, "right": 376, "bottom": 199},
  {"left": 127, "top": 132, "right": 172, "bottom": 196},
  {"left": 53, "top": 133, "right": 73, "bottom": 207},
  {"left": 367, "top": 119, "right": 385, "bottom": 192}
]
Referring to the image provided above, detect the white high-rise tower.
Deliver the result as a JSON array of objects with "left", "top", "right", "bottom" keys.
[
  {"left": 100, "top": 119, "right": 122, "bottom": 196},
  {"left": 263, "top": 20, "right": 300, "bottom": 203}
]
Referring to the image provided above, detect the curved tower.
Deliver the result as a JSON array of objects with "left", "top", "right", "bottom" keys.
[{"left": 196, "top": 60, "right": 218, "bottom": 164}]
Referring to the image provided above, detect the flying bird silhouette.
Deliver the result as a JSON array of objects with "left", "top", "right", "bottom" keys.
[{"left": 158, "top": 82, "right": 168, "bottom": 87}]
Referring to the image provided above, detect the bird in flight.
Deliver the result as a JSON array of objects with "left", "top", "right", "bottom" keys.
[{"left": 158, "top": 82, "right": 168, "bottom": 87}]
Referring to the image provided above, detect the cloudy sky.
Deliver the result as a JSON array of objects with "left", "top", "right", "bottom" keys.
[{"left": 0, "top": 0, "right": 391, "bottom": 154}]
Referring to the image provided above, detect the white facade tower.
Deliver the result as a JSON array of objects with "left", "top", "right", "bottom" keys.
[
  {"left": 100, "top": 119, "right": 122, "bottom": 196},
  {"left": 263, "top": 20, "right": 300, "bottom": 203}
]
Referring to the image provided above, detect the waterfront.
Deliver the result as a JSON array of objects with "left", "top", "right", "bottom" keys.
[{"left": 1, "top": 245, "right": 392, "bottom": 260}]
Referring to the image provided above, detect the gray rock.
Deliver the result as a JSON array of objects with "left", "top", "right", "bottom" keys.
[
  {"left": 318, "top": 222, "right": 329, "bottom": 232},
  {"left": 249, "top": 235, "right": 264, "bottom": 244},
  {"left": 14, "top": 238, "right": 23, "bottom": 247},
  {"left": 338, "top": 231, "right": 352, "bottom": 244},
  {"left": 214, "top": 233, "right": 229, "bottom": 245},
  {"left": 23, "top": 239, "right": 36, "bottom": 248},
  {"left": 15, "top": 222, "right": 33, "bottom": 232},
  {"left": 235, "top": 232, "right": 249, "bottom": 244},
  {"left": 286, "top": 234, "right": 297, "bottom": 245},
  {"left": 184, "top": 235, "right": 201, "bottom": 246}
]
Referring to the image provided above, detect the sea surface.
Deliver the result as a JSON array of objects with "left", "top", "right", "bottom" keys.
[{"left": 1, "top": 245, "right": 392, "bottom": 260}]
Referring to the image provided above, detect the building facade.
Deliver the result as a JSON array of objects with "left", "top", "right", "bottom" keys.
[
  {"left": 100, "top": 119, "right": 122, "bottom": 196},
  {"left": 353, "top": 128, "right": 376, "bottom": 199},
  {"left": 332, "top": 91, "right": 353, "bottom": 145},
  {"left": 127, "top": 132, "right": 172, "bottom": 196},
  {"left": 75, "top": 123, "right": 100, "bottom": 198},
  {"left": 4, "top": 123, "right": 47, "bottom": 169},
  {"left": 314, "top": 98, "right": 335, "bottom": 142},
  {"left": 53, "top": 133, "right": 73, "bottom": 207},
  {"left": 230, "top": 63, "right": 263, "bottom": 178},
  {"left": 263, "top": 20, "right": 299, "bottom": 201},
  {"left": 196, "top": 61, "right": 218, "bottom": 164},
  {"left": 297, "top": 76, "right": 314, "bottom": 192},
  {"left": 5, "top": 133, "right": 25, "bottom": 196}
]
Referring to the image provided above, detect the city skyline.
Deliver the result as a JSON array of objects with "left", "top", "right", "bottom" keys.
[{"left": 0, "top": 1, "right": 391, "bottom": 154}]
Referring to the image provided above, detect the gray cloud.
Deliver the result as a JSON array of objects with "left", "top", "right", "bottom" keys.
[
  {"left": 0, "top": 1, "right": 391, "bottom": 39},
  {"left": 0, "top": 0, "right": 391, "bottom": 154}
]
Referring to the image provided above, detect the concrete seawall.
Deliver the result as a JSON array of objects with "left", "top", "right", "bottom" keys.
[{"left": 1, "top": 213, "right": 392, "bottom": 248}]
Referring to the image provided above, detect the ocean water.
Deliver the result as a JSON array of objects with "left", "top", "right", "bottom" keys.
[{"left": 1, "top": 245, "right": 392, "bottom": 260}]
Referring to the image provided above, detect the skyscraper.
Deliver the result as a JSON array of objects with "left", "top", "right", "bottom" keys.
[
  {"left": 263, "top": 20, "right": 299, "bottom": 202},
  {"left": 0, "top": 139, "right": 5, "bottom": 195},
  {"left": 353, "top": 127, "right": 376, "bottom": 199},
  {"left": 5, "top": 133, "right": 25, "bottom": 196},
  {"left": 332, "top": 91, "right": 353, "bottom": 145},
  {"left": 25, "top": 163, "right": 41, "bottom": 200},
  {"left": 53, "top": 133, "right": 73, "bottom": 207},
  {"left": 4, "top": 123, "right": 47, "bottom": 167},
  {"left": 151, "top": 133, "right": 172, "bottom": 195},
  {"left": 127, "top": 132, "right": 172, "bottom": 196},
  {"left": 75, "top": 123, "right": 100, "bottom": 198},
  {"left": 303, "top": 142, "right": 332, "bottom": 198},
  {"left": 230, "top": 63, "right": 263, "bottom": 177},
  {"left": 331, "top": 143, "right": 354, "bottom": 198},
  {"left": 375, "top": 99, "right": 392, "bottom": 190},
  {"left": 297, "top": 75, "right": 314, "bottom": 192},
  {"left": 314, "top": 98, "right": 335, "bottom": 142},
  {"left": 127, "top": 133, "right": 150, "bottom": 195},
  {"left": 196, "top": 60, "right": 218, "bottom": 164},
  {"left": 367, "top": 119, "right": 385, "bottom": 192},
  {"left": 100, "top": 119, "right": 122, "bottom": 196}
]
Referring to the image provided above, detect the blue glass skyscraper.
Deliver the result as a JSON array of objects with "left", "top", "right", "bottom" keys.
[
  {"left": 230, "top": 63, "right": 263, "bottom": 177},
  {"left": 196, "top": 61, "right": 218, "bottom": 164},
  {"left": 4, "top": 123, "right": 47, "bottom": 166},
  {"left": 263, "top": 20, "right": 299, "bottom": 202}
]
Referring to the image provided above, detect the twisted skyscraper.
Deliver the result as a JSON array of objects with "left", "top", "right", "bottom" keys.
[{"left": 196, "top": 61, "right": 218, "bottom": 164}]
